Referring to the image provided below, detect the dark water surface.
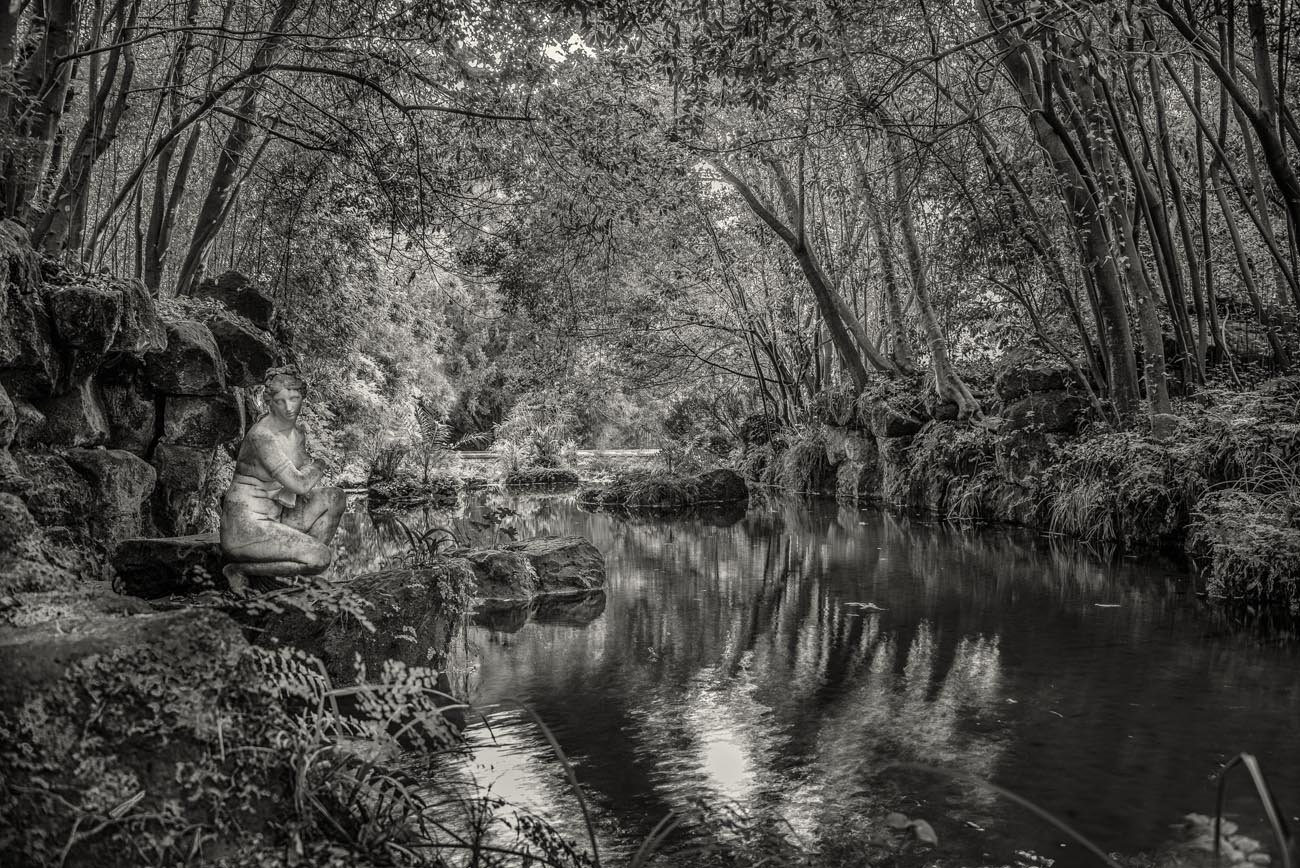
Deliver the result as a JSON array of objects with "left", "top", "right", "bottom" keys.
[{"left": 333, "top": 491, "right": 1299, "bottom": 867}]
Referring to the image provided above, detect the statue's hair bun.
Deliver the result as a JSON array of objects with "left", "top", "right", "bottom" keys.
[{"left": 263, "top": 368, "right": 306, "bottom": 396}]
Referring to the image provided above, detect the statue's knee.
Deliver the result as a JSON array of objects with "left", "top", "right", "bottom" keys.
[
  {"left": 316, "top": 485, "right": 345, "bottom": 512},
  {"left": 303, "top": 542, "right": 333, "bottom": 573}
]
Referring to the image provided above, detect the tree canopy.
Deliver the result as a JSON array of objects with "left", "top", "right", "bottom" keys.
[{"left": 5, "top": 0, "right": 1299, "bottom": 443}]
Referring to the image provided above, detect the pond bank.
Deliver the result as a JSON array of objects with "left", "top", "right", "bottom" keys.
[{"left": 739, "top": 372, "right": 1300, "bottom": 607}]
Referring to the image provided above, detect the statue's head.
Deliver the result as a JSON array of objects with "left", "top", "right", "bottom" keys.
[{"left": 263, "top": 371, "right": 307, "bottom": 423}]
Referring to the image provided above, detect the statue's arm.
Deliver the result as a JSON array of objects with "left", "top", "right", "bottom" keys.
[{"left": 250, "top": 430, "right": 323, "bottom": 495}]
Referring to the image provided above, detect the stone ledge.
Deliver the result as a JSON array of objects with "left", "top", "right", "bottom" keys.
[{"left": 112, "top": 532, "right": 223, "bottom": 598}]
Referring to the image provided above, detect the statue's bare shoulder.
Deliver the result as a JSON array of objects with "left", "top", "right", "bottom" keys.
[{"left": 236, "top": 420, "right": 290, "bottom": 475}]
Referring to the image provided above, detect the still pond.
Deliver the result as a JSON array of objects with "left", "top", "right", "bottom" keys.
[{"left": 330, "top": 489, "right": 1299, "bottom": 867}]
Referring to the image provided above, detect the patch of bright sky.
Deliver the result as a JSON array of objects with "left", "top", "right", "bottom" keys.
[{"left": 543, "top": 33, "right": 596, "bottom": 62}]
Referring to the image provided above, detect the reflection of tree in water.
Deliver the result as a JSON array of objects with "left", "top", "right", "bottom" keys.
[
  {"left": 453, "top": 498, "right": 1018, "bottom": 857},
  {"left": 340, "top": 492, "right": 1298, "bottom": 862}
]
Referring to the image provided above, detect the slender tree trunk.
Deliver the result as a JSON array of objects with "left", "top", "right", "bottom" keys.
[
  {"left": 1148, "top": 49, "right": 1211, "bottom": 372},
  {"left": 884, "top": 129, "right": 980, "bottom": 417},
  {"left": 980, "top": 1, "right": 1142, "bottom": 417},
  {"left": 710, "top": 159, "right": 884, "bottom": 391},
  {"left": 1064, "top": 50, "right": 1172, "bottom": 414},
  {"left": 867, "top": 204, "right": 918, "bottom": 375},
  {"left": 174, "top": 0, "right": 300, "bottom": 294},
  {"left": 4, "top": 0, "right": 81, "bottom": 222},
  {"left": 1157, "top": 0, "right": 1300, "bottom": 297},
  {"left": 36, "top": 0, "right": 138, "bottom": 256},
  {"left": 1192, "top": 63, "right": 1236, "bottom": 377}
]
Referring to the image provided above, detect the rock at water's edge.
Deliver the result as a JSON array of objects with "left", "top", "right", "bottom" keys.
[{"left": 505, "top": 535, "right": 605, "bottom": 592}]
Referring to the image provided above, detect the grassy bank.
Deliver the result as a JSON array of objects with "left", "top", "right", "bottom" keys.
[{"left": 742, "top": 378, "right": 1300, "bottom": 607}]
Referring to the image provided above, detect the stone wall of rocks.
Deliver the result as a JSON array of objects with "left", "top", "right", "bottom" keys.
[{"left": 0, "top": 219, "right": 283, "bottom": 590}]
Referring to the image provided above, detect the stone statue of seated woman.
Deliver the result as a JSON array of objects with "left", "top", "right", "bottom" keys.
[{"left": 219, "top": 371, "right": 345, "bottom": 593}]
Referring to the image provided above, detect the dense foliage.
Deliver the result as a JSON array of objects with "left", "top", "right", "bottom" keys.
[{"left": 5, "top": 0, "right": 1300, "bottom": 443}]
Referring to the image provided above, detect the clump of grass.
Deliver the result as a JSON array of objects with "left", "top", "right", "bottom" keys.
[
  {"left": 579, "top": 469, "right": 700, "bottom": 510},
  {"left": 739, "top": 440, "right": 782, "bottom": 489},
  {"left": 1043, "top": 433, "right": 1186, "bottom": 547},
  {"left": 1189, "top": 490, "right": 1300, "bottom": 605},
  {"left": 905, "top": 423, "right": 996, "bottom": 514},
  {"left": 776, "top": 426, "right": 834, "bottom": 495}
]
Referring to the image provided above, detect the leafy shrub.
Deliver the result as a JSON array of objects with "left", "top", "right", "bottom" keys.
[
  {"left": 905, "top": 423, "right": 996, "bottom": 514},
  {"left": 776, "top": 426, "right": 833, "bottom": 495},
  {"left": 1189, "top": 490, "right": 1300, "bottom": 605}
]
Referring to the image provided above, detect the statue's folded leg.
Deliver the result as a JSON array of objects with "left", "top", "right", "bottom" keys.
[{"left": 221, "top": 517, "right": 333, "bottom": 578}]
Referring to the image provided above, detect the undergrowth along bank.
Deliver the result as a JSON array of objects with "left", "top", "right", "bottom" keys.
[{"left": 740, "top": 377, "right": 1300, "bottom": 606}]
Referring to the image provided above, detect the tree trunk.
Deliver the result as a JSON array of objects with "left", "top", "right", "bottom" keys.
[
  {"left": 710, "top": 159, "right": 881, "bottom": 391},
  {"left": 3, "top": 0, "right": 81, "bottom": 222},
  {"left": 36, "top": 0, "right": 138, "bottom": 257},
  {"left": 884, "top": 129, "right": 980, "bottom": 418},
  {"left": 174, "top": 0, "right": 300, "bottom": 294},
  {"left": 980, "top": 0, "right": 1142, "bottom": 417}
]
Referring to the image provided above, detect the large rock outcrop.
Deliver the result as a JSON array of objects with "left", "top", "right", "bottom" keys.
[
  {"left": 194, "top": 270, "right": 276, "bottom": 331},
  {"left": 0, "top": 493, "right": 80, "bottom": 593},
  {"left": 30, "top": 379, "right": 111, "bottom": 447},
  {"left": 12, "top": 448, "right": 154, "bottom": 555},
  {"left": 145, "top": 319, "right": 226, "bottom": 396}
]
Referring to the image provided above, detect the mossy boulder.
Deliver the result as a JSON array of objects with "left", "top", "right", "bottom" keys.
[
  {"left": 145, "top": 320, "right": 226, "bottom": 396},
  {"left": 505, "top": 535, "right": 605, "bottom": 592},
  {"left": 694, "top": 468, "right": 748, "bottom": 503},
  {"left": 1003, "top": 390, "right": 1089, "bottom": 434},
  {"left": 465, "top": 548, "right": 538, "bottom": 599},
  {"left": 260, "top": 562, "right": 475, "bottom": 684},
  {"left": 0, "top": 607, "right": 290, "bottom": 868},
  {"left": 995, "top": 347, "right": 1072, "bottom": 402}
]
